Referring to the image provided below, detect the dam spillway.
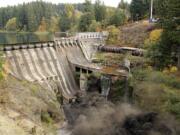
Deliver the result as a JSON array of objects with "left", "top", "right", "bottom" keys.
[{"left": 4, "top": 33, "right": 104, "bottom": 100}]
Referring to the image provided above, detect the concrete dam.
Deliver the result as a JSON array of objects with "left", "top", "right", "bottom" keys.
[{"left": 3, "top": 33, "right": 106, "bottom": 100}]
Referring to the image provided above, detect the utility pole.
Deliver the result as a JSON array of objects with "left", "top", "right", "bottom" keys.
[{"left": 150, "top": 0, "right": 153, "bottom": 22}]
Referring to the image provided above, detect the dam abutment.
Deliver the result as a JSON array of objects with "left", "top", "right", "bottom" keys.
[{"left": 2, "top": 32, "right": 129, "bottom": 101}]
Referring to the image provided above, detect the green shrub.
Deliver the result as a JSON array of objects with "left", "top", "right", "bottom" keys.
[
  {"left": 144, "top": 29, "right": 163, "bottom": 49},
  {"left": 106, "top": 25, "right": 120, "bottom": 44},
  {"left": 133, "top": 82, "right": 167, "bottom": 112},
  {"left": 133, "top": 69, "right": 180, "bottom": 89},
  {"left": 30, "top": 85, "right": 40, "bottom": 95},
  {"left": 41, "top": 112, "right": 53, "bottom": 124},
  {"left": 132, "top": 68, "right": 180, "bottom": 120},
  {"left": 149, "top": 72, "right": 180, "bottom": 89},
  {"left": 169, "top": 102, "right": 180, "bottom": 120},
  {"left": 113, "top": 79, "right": 127, "bottom": 96},
  {"left": 167, "top": 78, "right": 180, "bottom": 89},
  {"left": 89, "top": 20, "right": 101, "bottom": 32},
  {"left": 167, "top": 94, "right": 180, "bottom": 119},
  {"left": 110, "top": 79, "right": 133, "bottom": 102},
  {"left": 78, "top": 12, "right": 94, "bottom": 32},
  {"left": 146, "top": 30, "right": 178, "bottom": 70},
  {"left": 109, "top": 9, "right": 127, "bottom": 27},
  {"left": 132, "top": 69, "right": 148, "bottom": 81},
  {"left": 169, "top": 94, "right": 180, "bottom": 104}
]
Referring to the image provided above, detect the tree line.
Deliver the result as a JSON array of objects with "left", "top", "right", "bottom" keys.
[
  {"left": 0, "top": 0, "right": 132, "bottom": 32},
  {"left": 0, "top": 1, "right": 82, "bottom": 32},
  {"left": 0, "top": 0, "right": 156, "bottom": 33}
]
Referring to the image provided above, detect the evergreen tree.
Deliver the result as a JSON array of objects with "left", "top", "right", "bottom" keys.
[
  {"left": 109, "top": 9, "right": 126, "bottom": 27},
  {"left": 0, "top": 1, "right": 127, "bottom": 32},
  {"left": 89, "top": 20, "right": 101, "bottom": 32},
  {"left": 27, "top": 4, "right": 38, "bottom": 31},
  {"left": 94, "top": 0, "right": 106, "bottom": 22},
  {"left": 78, "top": 0, "right": 94, "bottom": 31},
  {"left": 79, "top": 12, "right": 94, "bottom": 31},
  {"left": 130, "top": 0, "right": 150, "bottom": 21},
  {"left": 149, "top": 0, "right": 180, "bottom": 69},
  {"left": 17, "top": 4, "right": 28, "bottom": 31},
  {"left": 83, "top": 0, "right": 93, "bottom": 13},
  {"left": 118, "top": 0, "right": 129, "bottom": 10},
  {"left": 60, "top": 16, "right": 71, "bottom": 32},
  {"left": 60, "top": 4, "right": 75, "bottom": 32},
  {"left": 0, "top": 9, "right": 6, "bottom": 28}
]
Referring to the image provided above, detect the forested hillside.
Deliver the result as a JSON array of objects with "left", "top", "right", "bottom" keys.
[
  {"left": 0, "top": 0, "right": 179, "bottom": 134},
  {"left": 0, "top": 0, "right": 130, "bottom": 32},
  {"left": 0, "top": 1, "right": 84, "bottom": 32}
]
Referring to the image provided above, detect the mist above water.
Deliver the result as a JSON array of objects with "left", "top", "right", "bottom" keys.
[{"left": 63, "top": 93, "right": 179, "bottom": 135}]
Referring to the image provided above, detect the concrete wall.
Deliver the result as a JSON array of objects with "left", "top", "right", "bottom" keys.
[{"left": 5, "top": 35, "right": 103, "bottom": 100}]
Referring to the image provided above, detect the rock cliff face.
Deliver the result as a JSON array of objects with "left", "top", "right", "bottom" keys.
[{"left": 0, "top": 76, "right": 63, "bottom": 135}]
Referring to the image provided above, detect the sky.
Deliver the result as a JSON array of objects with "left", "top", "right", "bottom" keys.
[{"left": 0, "top": 0, "right": 132, "bottom": 8}]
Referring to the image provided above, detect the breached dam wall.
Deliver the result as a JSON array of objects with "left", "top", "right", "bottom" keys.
[{"left": 5, "top": 38, "right": 100, "bottom": 100}]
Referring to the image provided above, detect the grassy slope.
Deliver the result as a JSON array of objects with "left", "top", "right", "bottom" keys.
[
  {"left": 0, "top": 46, "right": 63, "bottom": 135},
  {"left": 118, "top": 20, "right": 154, "bottom": 48},
  {"left": 0, "top": 75, "right": 64, "bottom": 135},
  {"left": 132, "top": 68, "right": 180, "bottom": 120}
]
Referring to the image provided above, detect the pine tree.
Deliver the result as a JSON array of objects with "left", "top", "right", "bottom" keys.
[
  {"left": 78, "top": 0, "right": 94, "bottom": 31},
  {"left": 118, "top": 0, "right": 129, "bottom": 10},
  {"left": 109, "top": 9, "right": 126, "bottom": 27},
  {"left": 60, "top": 4, "right": 75, "bottom": 32},
  {"left": 83, "top": 0, "right": 93, "bottom": 13},
  {"left": 130, "top": 0, "right": 150, "bottom": 21},
  {"left": 79, "top": 12, "right": 94, "bottom": 31},
  {"left": 148, "top": 0, "right": 180, "bottom": 69},
  {"left": 94, "top": 0, "right": 106, "bottom": 22},
  {"left": 17, "top": 3, "right": 28, "bottom": 31}
]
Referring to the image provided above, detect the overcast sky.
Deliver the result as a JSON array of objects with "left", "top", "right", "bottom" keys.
[{"left": 0, "top": 0, "right": 132, "bottom": 8}]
